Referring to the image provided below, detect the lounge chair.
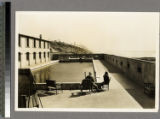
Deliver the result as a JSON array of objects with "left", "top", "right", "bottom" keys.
[
  {"left": 80, "top": 79, "right": 93, "bottom": 93},
  {"left": 46, "top": 79, "right": 62, "bottom": 94}
]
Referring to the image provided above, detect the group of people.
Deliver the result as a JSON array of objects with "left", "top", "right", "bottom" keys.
[{"left": 82, "top": 71, "right": 110, "bottom": 91}]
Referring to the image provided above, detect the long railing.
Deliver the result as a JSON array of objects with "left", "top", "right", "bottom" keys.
[{"left": 51, "top": 53, "right": 105, "bottom": 60}]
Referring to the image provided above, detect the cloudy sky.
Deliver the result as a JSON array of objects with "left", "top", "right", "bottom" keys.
[{"left": 16, "top": 12, "right": 159, "bottom": 57}]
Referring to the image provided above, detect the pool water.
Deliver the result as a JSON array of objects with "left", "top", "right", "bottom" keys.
[{"left": 32, "top": 62, "right": 94, "bottom": 83}]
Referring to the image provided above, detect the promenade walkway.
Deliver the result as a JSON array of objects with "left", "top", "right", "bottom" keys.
[
  {"left": 39, "top": 60, "right": 144, "bottom": 109},
  {"left": 94, "top": 60, "right": 155, "bottom": 108}
]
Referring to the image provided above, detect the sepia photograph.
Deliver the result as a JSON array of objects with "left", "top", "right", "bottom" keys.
[{"left": 15, "top": 12, "right": 159, "bottom": 111}]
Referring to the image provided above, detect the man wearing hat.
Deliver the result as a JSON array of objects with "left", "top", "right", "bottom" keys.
[{"left": 85, "top": 72, "right": 100, "bottom": 91}]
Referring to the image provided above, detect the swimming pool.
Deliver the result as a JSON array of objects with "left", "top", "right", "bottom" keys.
[{"left": 32, "top": 62, "right": 94, "bottom": 83}]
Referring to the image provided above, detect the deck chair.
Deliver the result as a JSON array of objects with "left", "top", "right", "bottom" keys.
[
  {"left": 80, "top": 79, "right": 93, "bottom": 93},
  {"left": 102, "top": 84, "right": 109, "bottom": 90},
  {"left": 46, "top": 80, "right": 61, "bottom": 95},
  {"left": 101, "top": 77, "right": 111, "bottom": 91}
]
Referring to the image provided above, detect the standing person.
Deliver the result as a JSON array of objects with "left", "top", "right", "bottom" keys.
[{"left": 103, "top": 72, "right": 110, "bottom": 90}]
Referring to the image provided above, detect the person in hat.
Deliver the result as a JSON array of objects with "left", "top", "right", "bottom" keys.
[{"left": 85, "top": 72, "right": 100, "bottom": 91}]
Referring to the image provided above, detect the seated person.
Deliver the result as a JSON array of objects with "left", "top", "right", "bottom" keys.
[
  {"left": 81, "top": 78, "right": 92, "bottom": 92},
  {"left": 85, "top": 72, "right": 100, "bottom": 91},
  {"left": 102, "top": 71, "right": 110, "bottom": 89}
]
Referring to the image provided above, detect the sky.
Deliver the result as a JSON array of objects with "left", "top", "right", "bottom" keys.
[{"left": 16, "top": 12, "right": 159, "bottom": 57}]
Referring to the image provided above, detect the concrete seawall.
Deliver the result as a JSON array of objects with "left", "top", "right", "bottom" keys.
[{"left": 103, "top": 54, "right": 155, "bottom": 87}]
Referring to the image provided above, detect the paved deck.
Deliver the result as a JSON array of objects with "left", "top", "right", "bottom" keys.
[
  {"left": 96, "top": 60, "right": 155, "bottom": 108},
  {"left": 38, "top": 60, "right": 146, "bottom": 109}
]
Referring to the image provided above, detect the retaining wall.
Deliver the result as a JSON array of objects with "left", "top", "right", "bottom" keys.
[{"left": 103, "top": 54, "right": 155, "bottom": 87}]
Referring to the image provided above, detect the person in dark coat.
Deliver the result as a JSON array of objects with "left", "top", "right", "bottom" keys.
[
  {"left": 103, "top": 71, "right": 110, "bottom": 90},
  {"left": 86, "top": 72, "right": 94, "bottom": 82},
  {"left": 86, "top": 72, "right": 100, "bottom": 91}
]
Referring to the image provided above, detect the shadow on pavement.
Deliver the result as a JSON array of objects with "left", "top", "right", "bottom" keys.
[
  {"left": 126, "top": 89, "right": 155, "bottom": 108},
  {"left": 101, "top": 60, "right": 122, "bottom": 73},
  {"left": 38, "top": 90, "right": 57, "bottom": 97},
  {"left": 101, "top": 60, "right": 155, "bottom": 109},
  {"left": 69, "top": 90, "right": 106, "bottom": 98}
]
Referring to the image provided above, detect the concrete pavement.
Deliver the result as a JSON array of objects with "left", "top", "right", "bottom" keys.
[
  {"left": 99, "top": 60, "right": 155, "bottom": 108},
  {"left": 39, "top": 60, "right": 144, "bottom": 109}
]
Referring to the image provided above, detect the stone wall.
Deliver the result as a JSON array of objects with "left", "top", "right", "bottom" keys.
[{"left": 104, "top": 54, "right": 155, "bottom": 87}]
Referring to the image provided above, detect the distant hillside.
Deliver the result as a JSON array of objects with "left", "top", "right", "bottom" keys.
[{"left": 50, "top": 41, "right": 92, "bottom": 54}]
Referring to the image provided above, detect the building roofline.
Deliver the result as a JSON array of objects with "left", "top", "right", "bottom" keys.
[{"left": 19, "top": 33, "right": 51, "bottom": 43}]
